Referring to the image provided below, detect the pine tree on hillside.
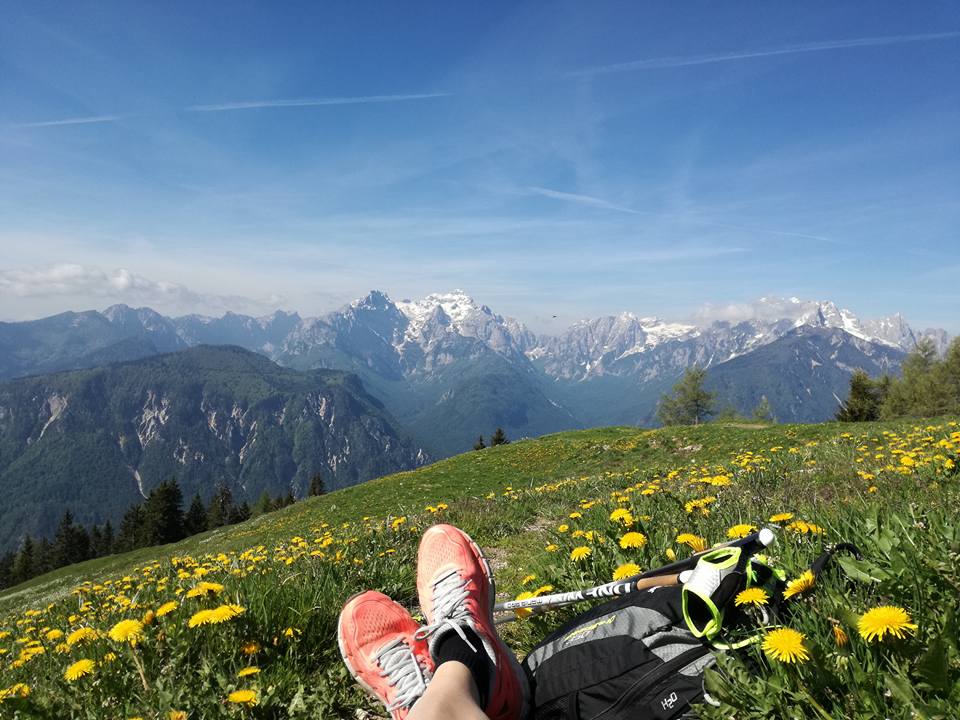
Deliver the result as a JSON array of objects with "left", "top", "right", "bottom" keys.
[
  {"left": 184, "top": 493, "right": 208, "bottom": 535},
  {"left": 837, "top": 369, "right": 884, "bottom": 422},
  {"left": 252, "top": 491, "right": 275, "bottom": 517},
  {"left": 308, "top": 473, "right": 326, "bottom": 497},
  {"left": 233, "top": 502, "right": 251, "bottom": 524},
  {"left": 53, "top": 511, "right": 90, "bottom": 568},
  {"left": 101, "top": 521, "right": 115, "bottom": 556},
  {"left": 36, "top": 537, "right": 56, "bottom": 576},
  {"left": 473, "top": 435, "right": 486, "bottom": 451},
  {"left": 881, "top": 339, "right": 942, "bottom": 418},
  {"left": 143, "top": 479, "right": 186, "bottom": 545},
  {"left": 206, "top": 484, "right": 237, "bottom": 529},
  {"left": 12, "top": 536, "right": 35, "bottom": 585},
  {"left": 117, "top": 504, "right": 147, "bottom": 551},
  {"left": 490, "top": 428, "right": 509, "bottom": 446},
  {"left": 0, "top": 551, "right": 14, "bottom": 590},
  {"left": 657, "top": 367, "right": 716, "bottom": 426}
]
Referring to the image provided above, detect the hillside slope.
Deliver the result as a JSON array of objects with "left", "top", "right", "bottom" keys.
[
  {"left": 0, "top": 346, "right": 422, "bottom": 552},
  {"left": 1, "top": 419, "right": 957, "bottom": 718}
]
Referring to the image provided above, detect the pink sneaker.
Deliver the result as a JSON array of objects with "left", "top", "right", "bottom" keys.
[
  {"left": 415, "top": 524, "right": 528, "bottom": 720},
  {"left": 337, "top": 591, "right": 435, "bottom": 719}
]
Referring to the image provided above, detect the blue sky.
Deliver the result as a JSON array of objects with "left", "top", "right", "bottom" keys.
[{"left": 1, "top": 1, "right": 958, "bottom": 333}]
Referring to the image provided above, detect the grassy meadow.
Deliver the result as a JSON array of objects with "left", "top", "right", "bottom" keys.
[{"left": 0, "top": 419, "right": 958, "bottom": 718}]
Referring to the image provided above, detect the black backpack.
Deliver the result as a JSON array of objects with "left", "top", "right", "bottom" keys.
[
  {"left": 521, "top": 584, "right": 715, "bottom": 720},
  {"left": 520, "top": 543, "right": 858, "bottom": 720}
]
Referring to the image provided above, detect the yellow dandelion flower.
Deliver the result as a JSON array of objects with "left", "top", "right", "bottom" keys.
[
  {"left": 734, "top": 588, "right": 769, "bottom": 607},
  {"left": 103, "top": 652, "right": 118, "bottom": 663},
  {"left": 726, "top": 524, "right": 756, "bottom": 540},
  {"left": 66, "top": 627, "right": 98, "bottom": 646},
  {"left": 675, "top": 534, "right": 708, "bottom": 552},
  {"left": 0, "top": 683, "right": 30, "bottom": 701},
  {"left": 832, "top": 624, "right": 849, "bottom": 647},
  {"left": 155, "top": 601, "right": 178, "bottom": 618},
  {"left": 168, "top": 711, "right": 187, "bottom": 720},
  {"left": 568, "top": 512, "right": 582, "bottom": 519},
  {"left": 783, "top": 570, "right": 816, "bottom": 600},
  {"left": 619, "top": 532, "right": 647, "bottom": 549},
  {"left": 857, "top": 606, "right": 918, "bottom": 642},
  {"left": 521, "top": 574, "right": 537, "bottom": 586},
  {"left": 513, "top": 591, "right": 535, "bottom": 619},
  {"left": 185, "top": 581, "right": 224, "bottom": 599},
  {"left": 761, "top": 628, "right": 810, "bottom": 663},
  {"left": 609, "top": 508, "right": 634, "bottom": 527},
  {"left": 64, "top": 658, "right": 95, "bottom": 682},
  {"left": 241, "top": 641, "right": 261, "bottom": 656},
  {"left": 237, "top": 666, "right": 260, "bottom": 677},
  {"left": 227, "top": 689, "right": 257, "bottom": 706},
  {"left": 45, "top": 629, "right": 64, "bottom": 642},
  {"left": 545, "top": 543, "right": 559, "bottom": 552},
  {"left": 613, "top": 563, "right": 641, "bottom": 581},
  {"left": 533, "top": 585, "right": 554, "bottom": 596},
  {"left": 768, "top": 512, "right": 794, "bottom": 523},
  {"left": 108, "top": 619, "right": 144, "bottom": 645},
  {"left": 570, "top": 546, "right": 592, "bottom": 562}
]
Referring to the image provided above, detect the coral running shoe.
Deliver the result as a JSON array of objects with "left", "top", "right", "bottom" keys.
[
  {"left": 415, "top": 524, "right": 528, "bottom": 720},
  {"left": 337, "top": 591, "right": 434, "bottom": 719}
]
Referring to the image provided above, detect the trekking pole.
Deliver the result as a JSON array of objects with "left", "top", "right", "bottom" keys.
[{"left": 494, "top": 528, "right": 775, "bottom": 619}]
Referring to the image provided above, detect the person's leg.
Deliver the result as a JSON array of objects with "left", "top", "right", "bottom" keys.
[{"left": 408, "top": 661, "right": 489, "bottom": 720}]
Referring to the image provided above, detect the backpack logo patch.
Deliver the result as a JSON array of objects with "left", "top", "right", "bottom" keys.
[{"left": 660, "top": 691, "right": 678, "bottom": 710}]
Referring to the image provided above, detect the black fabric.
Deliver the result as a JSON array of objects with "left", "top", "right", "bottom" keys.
[
  {"left": 522, "top": 587, "right": 712, "bottom": 720},
  {"left": 433, "top": 627, "right": 491, "bottom": 707}
]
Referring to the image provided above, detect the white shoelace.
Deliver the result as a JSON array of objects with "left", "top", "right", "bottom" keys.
[
  {"left": 414, "top": 569, "right": 478, "bottom": 652},
  {"left": 375, "top": 637, "right": 431, "bottom": 711}
]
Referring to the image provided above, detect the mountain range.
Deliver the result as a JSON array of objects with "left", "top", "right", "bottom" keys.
[{"left": 0, "top": 290, "right": 949, "bottom": 551}]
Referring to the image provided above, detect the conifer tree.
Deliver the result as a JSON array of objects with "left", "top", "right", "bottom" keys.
[
  {"left": 206, "top": 484, "right": 236, "bottom": 529},
  {"left": 490, "top": 428, "right": 509, "bottom": 446},
  {"left": 101, "top": 521, "right": 115, "bottom": 556},
  {"left": 473, "top": 435, "right": 486, "bottom": 451},
  {"left": 53, "top": 511, "right": 90, "bottom": 568},
  {"left": 233, "top": 502, "right": 251, "bottom": 524},
  {"left": 252, "top": 490, "right": 275, "bottom": 517},
  {"left": 184, "top": 493, "right": 208, "bottom": 535},
  {"left": 143, "top": 478, "right": 186, "bottom": 545},
  {"left": 35, "top": 537, "right": 55, "bottom": 576},
  {"left": 12, "top": 536, "right": 35, "bottom": 584},
  {"left": 837, "top": 369, "right": 883, "bottom": 421},
  {"left": 0, "top": 551, "right": 14, "bottom": 590},
  {"left": 657, "top": 367, "right": 716, "bottom": 426},
  {"left": 308, "top": 472, "right": 326, "bottom": 497},
  {"left": 118, "top": 504, "right": 147, "bottom": 551}
]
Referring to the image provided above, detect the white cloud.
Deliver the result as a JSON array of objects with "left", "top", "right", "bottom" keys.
[
  {"left": 573, "top": 31, "right": 960, "bottom": 76},
  {"left": 0, "top": 264, "right": 281, "bottom": 317},
  {"left": 691, "top": 296, "right": 816, "bottom": 325}
]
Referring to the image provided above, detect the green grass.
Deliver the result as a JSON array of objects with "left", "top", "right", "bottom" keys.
[{"left": 1, "top": 419, "right": 958, "bottom": 718}]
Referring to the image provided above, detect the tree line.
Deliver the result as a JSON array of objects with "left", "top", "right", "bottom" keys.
[
  {"left": 837, "top": 337, "right": 960, "bottom": 422},
  {"left": 0, "top": 473, "right": 327, "bottom": 591},
  {"left": 473, "top": 427, "right": 509, "bottom": 450}
]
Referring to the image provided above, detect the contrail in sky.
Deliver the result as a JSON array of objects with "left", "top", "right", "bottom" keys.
[
  {"left": 187, "top": 93, "right": 450, "bottom": 112},
  {"left": 572, "top": 31, "right": 960, "bottom": 75},
  {"left": 12, "top": 114, "right": 127, "bottom": 128}
]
